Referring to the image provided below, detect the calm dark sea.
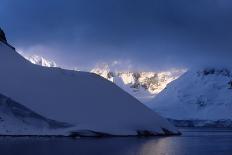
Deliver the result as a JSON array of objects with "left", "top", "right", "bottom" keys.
[{"left": 1, "top": 128, "right": 232, "bottom": 155}]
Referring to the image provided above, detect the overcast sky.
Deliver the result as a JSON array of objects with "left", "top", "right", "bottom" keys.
[{"left": 1, "top": 0, "right": 232, "bottom": 71}]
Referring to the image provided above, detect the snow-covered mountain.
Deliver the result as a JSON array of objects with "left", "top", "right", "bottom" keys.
[
  {"left": 0, "top": 93, "right": 71, "bottom": 135},
  {"left": 22, "top": 55, "right": 185, "bottom": 102},
  {"left": 91, "top": 65, "right": 185, "bottom": 102},
  {"left": 23, "top": 55, "right": 57, "bottom": 67},
  {"left": 148, "top": 68, "right": 232, "bottom": 127},
  {"left": 0, "top": 33, "right": 178, "bottom": 136}
]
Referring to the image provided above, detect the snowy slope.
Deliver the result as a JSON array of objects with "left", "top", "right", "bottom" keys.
[
  {"left": 148, "top": 68, "right": 232, "bottom": 127},
  {"left": 0, "top": 93, "right": 71, "bottom": 135},
  {"left": 22, "top": 55, "right": 185, "bottom": 102},
  {"left": 0, "top": 42, "right": 178, "bottom": 136}
]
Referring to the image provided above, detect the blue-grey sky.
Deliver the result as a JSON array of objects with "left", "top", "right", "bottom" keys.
[{"left": 1, "top": 0, "right": 232, "bottom": 70}]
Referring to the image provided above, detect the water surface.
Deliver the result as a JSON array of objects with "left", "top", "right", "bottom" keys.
[{"left": 1, "top": 128, "right": 232, "bottom": 155}]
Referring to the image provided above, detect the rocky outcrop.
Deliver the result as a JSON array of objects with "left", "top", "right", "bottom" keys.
[
  {"left": 0, "top": 28, "right": 7, "bottom": 43},
  {"left": 169, "top": 119, "right": 232, "bottom": 128},
  {"left": 0, "top": 28, "right": 15, "bottom": 50}
]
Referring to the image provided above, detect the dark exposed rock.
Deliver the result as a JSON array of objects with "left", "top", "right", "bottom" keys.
[
  {"left": 228, "top": 80, "right": 232, "bottom": 89},
  {"left": 69, "top": 129, "right": 180, "bottom": 137},
  {"left": 162, "top": 128, "right": 181, "bottom": 135},
  {"left": 107, "top": 71, "right": 114, "bottom": 79},
  {"left": 168, "top": 118, "right": 232, "bottom": 128},
  {"left": 69, "top": 130, "right": 112, "bottom": 137},
  {"left": 137, "top": 130, "right": 157, "bottom": 137},
  {"left": 0, "top": 27, "right": 15, "bottom": 50},
  {"left": 198, "top": 68, "right": 231, "bottom": 77},
  {"left": 0, "top": 28, "right": 7, "bottom": 43}
]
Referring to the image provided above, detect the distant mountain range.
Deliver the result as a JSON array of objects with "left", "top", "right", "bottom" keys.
[{"left": 91, "top": 65, "right": 185, "bottom": 102}]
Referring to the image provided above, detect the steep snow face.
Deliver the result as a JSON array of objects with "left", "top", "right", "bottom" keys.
[
  {"left": 148, "top": 68, "right": 232, "bottom": 121},
  {"left": 23, "top": 55, "right": 57, "bottom": 67},
  {"left": 91, "top": 65, "right": 185, "bottom": 102},
  {"left": 0, "top": 93, "right": 70, "bottom": 135},
  {"left": 0, "top": 43, "right": 178, "bottom": 136},
  {"left": 22, "top": 55, "right": 185, "bottom": 102}
]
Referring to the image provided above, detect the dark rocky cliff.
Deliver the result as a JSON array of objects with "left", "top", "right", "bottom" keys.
[
  {"left": 0, "top": 28, "right": 15, "bottom": 50},
  {"left": 0, "top": 28, "right": 7, "bottom": 43}
]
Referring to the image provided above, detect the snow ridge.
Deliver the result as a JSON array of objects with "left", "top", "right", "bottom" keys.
[{"left": 24, "top": 55, "right": 57, "bottom": 67}]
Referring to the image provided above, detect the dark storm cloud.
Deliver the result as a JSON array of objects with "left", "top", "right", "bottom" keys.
[{"left": 1, "top": 0, "right": 232, "bottom": 70}]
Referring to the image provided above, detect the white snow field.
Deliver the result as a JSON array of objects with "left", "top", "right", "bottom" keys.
[
  {"left": 148, "top": 68, "right": 232, "bottom": 125},
  {"left": 0, "top": 42, "right": 179, "bottom": 136}
]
